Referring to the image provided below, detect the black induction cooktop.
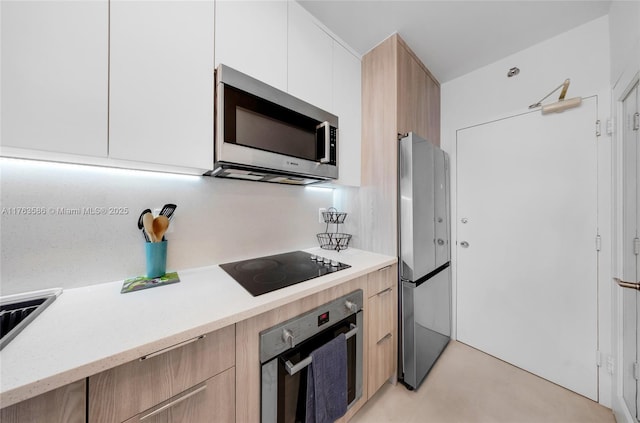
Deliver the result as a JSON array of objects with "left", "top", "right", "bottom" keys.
[{"left": 219, "top": 251, "right": 350, "bottom": 296}]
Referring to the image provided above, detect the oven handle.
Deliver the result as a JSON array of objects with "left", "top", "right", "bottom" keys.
[{"left": 283, "top": 324, "right": 358, "bottom": 376}]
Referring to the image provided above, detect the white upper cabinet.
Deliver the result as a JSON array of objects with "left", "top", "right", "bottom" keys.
[
  {"left": 1, "top": 0, "right": 360, "bottom": 181},
  {"left": 108, "top": 0, "right": 214, "bottom": 172},
  {"left": 333, "top": 43, "right": 361, "bottom": 187},
  {"left": 215, "top": 1, "right": 287, "bottom": 92},
  {"left": 1, "top": 0, "right": 108, "bottom": 157},
  {"left": 287, "top": 1, "right": 333, "bottom": 113}
]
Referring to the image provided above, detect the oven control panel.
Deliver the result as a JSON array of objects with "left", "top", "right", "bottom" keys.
[
  {"left": 259, "top": 290, "right": 363, "bottom": 363},
  {"left": 317, "top": 311, "right": 330, "bottom": 326}
]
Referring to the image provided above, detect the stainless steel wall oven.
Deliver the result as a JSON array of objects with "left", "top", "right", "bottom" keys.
[{"left": 260, "top": 290, "right": 363, "bottom": 423}]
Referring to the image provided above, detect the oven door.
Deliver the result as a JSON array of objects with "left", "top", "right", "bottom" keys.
[
  {"left": 215, "top": 65, "right": 338, "bottom": 180},
  {"left": 261, "top": 312, "right": 363, "bottom": 423}
]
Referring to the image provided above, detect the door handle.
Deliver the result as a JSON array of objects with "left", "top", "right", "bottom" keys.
[
  {"left": 614, "top": 278, "right": 640, "bottom": 291},
  {"left": 460, "top": 241, "right": 469, "bottom": 248}
]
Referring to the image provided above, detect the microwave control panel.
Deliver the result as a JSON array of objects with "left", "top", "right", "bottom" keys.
[{"left": 330, "top": 126, "right": 337, "bottom": 165}]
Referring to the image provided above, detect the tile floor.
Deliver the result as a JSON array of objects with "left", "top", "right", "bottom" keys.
[{"left": 350, "top": 341, "right": 616, "bottom": 423}]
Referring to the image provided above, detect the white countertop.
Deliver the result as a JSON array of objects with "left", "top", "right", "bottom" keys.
[{"left": 0, "top": 247, "right": 396, "bottom": 407}]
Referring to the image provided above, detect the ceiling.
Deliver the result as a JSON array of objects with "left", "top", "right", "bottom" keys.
[{"left": 298, "top": 0, "right": 612, "bottom": 83}]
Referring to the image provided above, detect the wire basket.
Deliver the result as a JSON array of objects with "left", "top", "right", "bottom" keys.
[
  {"left": 316, "top": 232, "right": 352, "bottom": 251},
  {"left": 317, "top": 207, "right": 351, "bottom": 251},
  {"left": 322, "top": 208, "right": 347, "bottom": 224}
]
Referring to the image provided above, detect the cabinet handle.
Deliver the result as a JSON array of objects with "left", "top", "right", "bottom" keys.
[
  {"left": 140, "top": 384, "right": 207, "bottom": 421},
  {"left": 376, "top": 333, "right": 392, "bottom": 345},
  {"left": 378, "top": 265, "right": 392, "bottom": 272},
  {"left": 139, "top": 335, "right": 206, "bottom": 361},
  {"left": 376, "top": 287, "right": 392, "bottom": 296}
]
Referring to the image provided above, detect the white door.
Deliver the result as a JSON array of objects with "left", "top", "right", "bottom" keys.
[
  {"left": 621, "top": 82, "right": 639, "bottom": 420},
  {"left": 456, "top": 97, "right": 599, "bottom": 400}
]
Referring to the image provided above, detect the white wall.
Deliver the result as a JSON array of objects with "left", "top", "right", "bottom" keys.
[
  {"left": 0, "top": 1, "right": 362, "bottom": 297},
  {"left": 441, "top": 15, "right": 612, "bottom": 406},
  {"left": 0, "top": 159, "right": 333, "bottom": 295},
  {"left": 609, "top": 0, "right": 640, "bottom": 86}
]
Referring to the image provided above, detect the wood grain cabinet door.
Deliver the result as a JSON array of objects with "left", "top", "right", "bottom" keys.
[
  {"left": 367, "top": 285, "right": 397, "bottom": 397},
  {"left": 123, "top": 368, "right": 235, "bottom": 423},
  {"left": 89, "top": 325, "right": 235, "bottom": 423},
  {"left": 0, "top": 380, "right": 86, "bottom": 423},
  {"left": 367, "top": 265, "right": 395, "bottom": 296},
  {"left": 366, "top": 264, "right": 397, "bottom": 397},
  {"left": 396, "top": 39, "right": 440, "bottom": 146}
]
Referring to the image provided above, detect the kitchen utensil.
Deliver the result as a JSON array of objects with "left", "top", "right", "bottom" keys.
[
  {"left": 152, "top": 215, "right": 170, "bottom": 242},
  {"left": 137, "top": 208, "right": 152, "bottom": 242},
  {"left": 159, "top": 203, "right": 177, "bottom": 220},
  {"left": 142, "top": 212, "right": 156, "bottom": 242}
]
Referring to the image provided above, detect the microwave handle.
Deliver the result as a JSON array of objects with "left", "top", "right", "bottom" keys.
[{"left": 317, "top": 121, "right": 330, "bottom": 164}]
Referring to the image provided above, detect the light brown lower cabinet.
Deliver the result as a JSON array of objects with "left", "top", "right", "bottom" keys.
[
  {"left": 2, "top": 263, "right": 400, "bottom": 423},
  {"left": 0, "top": 379, "right": 85, "bottom": 423},
  {"left": 123, "top": 367, "right": 235, "bottom": 423},
  {"left": 89, "top": 325, "right": 235, "bottom": 423},
  {"left": 366, "top": 264, "right": 397, "bottom": 397}
]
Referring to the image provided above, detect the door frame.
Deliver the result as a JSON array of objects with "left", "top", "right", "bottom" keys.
[{"left": 612, "top": 64, "right": 640, "bottom": 423}]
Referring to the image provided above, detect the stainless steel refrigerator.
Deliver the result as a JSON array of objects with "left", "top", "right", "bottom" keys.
[{"left": 398, "top": 132, "right": 451, "bottom": 390}]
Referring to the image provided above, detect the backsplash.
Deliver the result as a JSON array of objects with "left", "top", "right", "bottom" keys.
[{"left": 0, "top": 159, "right": 335, "bottom": 295}]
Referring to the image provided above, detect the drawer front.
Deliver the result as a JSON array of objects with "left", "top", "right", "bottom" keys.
[
  {"left": 367, "top": 330, "right": 395, "bottom": 396},
  {"left": 89, "top": 325, "right": 235, "bottom": 423},
  {"left": 367, "top": 277, "right": 397, "bottom": 398},
  {"left": 368, "top": 286, "right": 395, "bottom": 344},
  {"left": 367, "top": 264, "right": 396, "bottom": 297},
  {"left": 0, "top": 379, "right": 86, "bottom": 423},
  {"left": 123, "top": 367, "right": 235, "bottom": 423}
]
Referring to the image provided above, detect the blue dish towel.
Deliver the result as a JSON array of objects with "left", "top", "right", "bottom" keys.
[{"left": 305, "top": 333, "right": 348, "bottom": 423}]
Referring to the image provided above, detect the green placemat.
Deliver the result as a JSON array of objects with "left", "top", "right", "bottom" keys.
[{"left": 121, "top": 272, "right": 180, "bottom": 294}]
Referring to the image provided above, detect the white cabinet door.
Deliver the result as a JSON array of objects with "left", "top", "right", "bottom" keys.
[
  {"left": 1, "top": 0, "right": 108, "bottom": 157},
  {"left": 109, "top": 0, "right": 214, "bottom": 171},
  {"left": 287, "top": 1, "right": 332, "bottom": 113},
  {"left": 215, "top": 1, "right": 287, "bottom": 92},
  {"left": 332, "top": 43, "right": 361, "bottom": 187}
]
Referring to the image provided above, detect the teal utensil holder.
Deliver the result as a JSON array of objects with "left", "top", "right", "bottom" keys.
[{"left": 145, "top": 241, "right": 167, "bottom": 278}]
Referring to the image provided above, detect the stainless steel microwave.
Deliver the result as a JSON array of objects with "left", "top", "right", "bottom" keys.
[{"left": 206, "top": 65, "right": 339, "bottom": 185}]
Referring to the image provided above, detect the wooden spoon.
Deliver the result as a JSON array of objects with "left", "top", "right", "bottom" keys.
[
  {"left": 142, "top": 212, "right": 156, "bottom": 242},
  {"left": 152, "top": 215, "right": 170, "bottom": 242}
]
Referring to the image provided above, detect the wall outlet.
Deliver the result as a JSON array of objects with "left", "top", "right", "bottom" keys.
[{"left": 319, "top": 208, "right": 327, "bottom": 223}]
